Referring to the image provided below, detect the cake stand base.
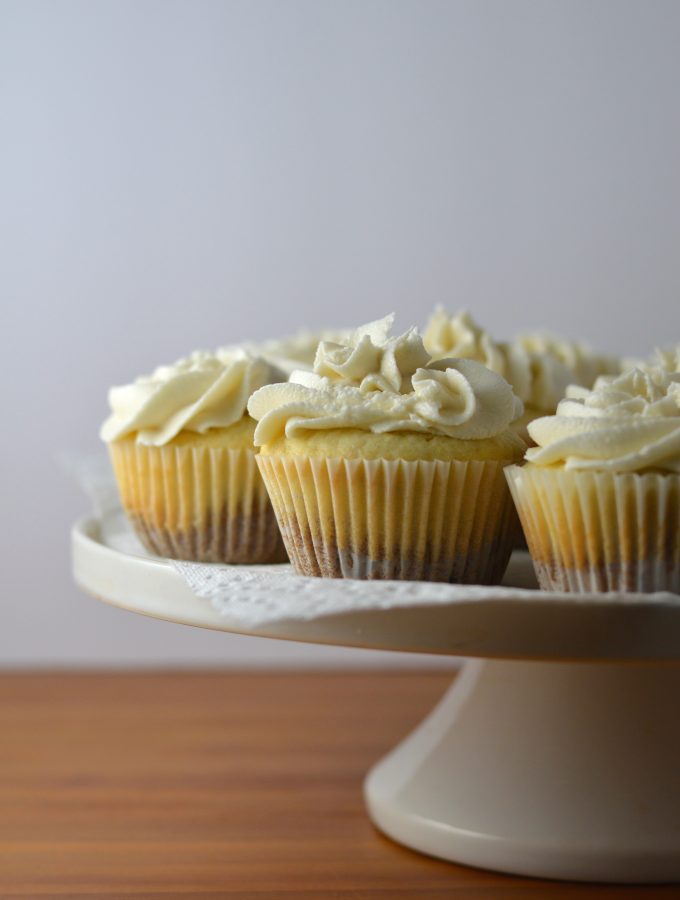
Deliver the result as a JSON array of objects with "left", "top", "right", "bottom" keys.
[{"left": 365, "top": 659, "right": 680, "bottom": 883}]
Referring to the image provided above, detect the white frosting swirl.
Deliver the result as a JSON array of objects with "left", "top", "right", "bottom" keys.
[
  {"left": 526, "top": 366, "right": 680, "bottom": 473},
  {"left": 101, "top": 349, "right": 285, "bottom": 446},
  {"left": 248, "top": 316, "right": 523, "bottom": 445},
  {"left": 422, "top": 308, "right": 507, "bottom": 373},
  {"left": 652, "top": 345, "right": 680, "bottom": 373},
  {"left": 423, "top": 307, "right": 620, "bottom": 413},
  {"left": 314, "top": 316, "right": 431, "bottom": 393},
  {"left": 515, "top": 332, "right": 620, "bottom": 397},
  {"left": 501, "top": 341, "right": 570, "bottom": 413},
  {"left": 228, "top": 328, "right": 354, "bottom": 375}
]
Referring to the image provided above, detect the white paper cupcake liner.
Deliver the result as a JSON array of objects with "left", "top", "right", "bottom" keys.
[
  {"left": 505, "top": 465, "right": 680, "bottom": 593},
  {"left": 257, "top": 453, "right": 518, "bottom": 583},
  {"left": 109, "top": 440, "right": 287, "bottom": 564}
]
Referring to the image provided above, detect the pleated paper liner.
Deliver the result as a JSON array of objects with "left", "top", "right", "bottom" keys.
[
  {"left": 257, "top": 454, "right": 518, "bottom": 583},
  {"left": 505, "top": 464, "right": 680, "bottom": 593},
  {"left": 109, "top": 439, "right": 287, "bottom": 563}
]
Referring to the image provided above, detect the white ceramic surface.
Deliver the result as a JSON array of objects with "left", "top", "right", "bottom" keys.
[
  {"left": 72, "top": 512, "right": 680, "bottom": 662},
  {"left": 366, "top": 659, "right": 680, "bottom": 883},
  {"left": 72, "top": 513, "right": 680, "bottom": 882}
]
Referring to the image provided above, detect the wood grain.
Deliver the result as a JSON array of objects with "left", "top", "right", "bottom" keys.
[{"left": 0, "top": 671, "right": 677, "bottom": 898}]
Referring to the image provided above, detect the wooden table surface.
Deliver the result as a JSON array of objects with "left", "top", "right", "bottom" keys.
[{"left": 1, "top": 671, "right": 678, "bottom": 899}]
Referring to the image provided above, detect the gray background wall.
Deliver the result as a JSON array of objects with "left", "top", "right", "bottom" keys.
[{"left": 2, "top": 0, "right": 679, "bottom": 666}]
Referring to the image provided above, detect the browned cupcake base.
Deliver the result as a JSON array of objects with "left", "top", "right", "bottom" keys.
[
  {"left": 534, "top": 558, "right": 680, "bottom": 594},
  {"left": 131, "top": 509, "right": 289, "bottom": 564},
  {"left": 278, "top": 513, "right": 517, "bottom": 583}
]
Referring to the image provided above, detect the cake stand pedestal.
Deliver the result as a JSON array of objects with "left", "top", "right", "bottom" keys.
[
  {"left": 366, "top": 658, "right": 680, "bottom": 883},
  {"left": 72, "top": 513, "right": 680, "bottom": 884}
]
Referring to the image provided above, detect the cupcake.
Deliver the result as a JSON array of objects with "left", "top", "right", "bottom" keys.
[
  {"left": 506, "top": 364, "right": 680, "bottom": 593},
  {"left": 423, "top": 307, "right": 620, "bottom": 442},
  {"left": 247, "top": 315, "right": 526, "bottom": 583},
  {"left": 100, "top": 348, "right": 289, "bottom": 563}
]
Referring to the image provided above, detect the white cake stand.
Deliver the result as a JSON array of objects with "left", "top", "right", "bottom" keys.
[{"left": 72, "top": 513, "right": 680, "bottom": 884}]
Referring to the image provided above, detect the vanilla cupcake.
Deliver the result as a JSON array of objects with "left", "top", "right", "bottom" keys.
[
  {"left": 101, "top": 349, "right": 288, "bottom": 563},
  {"left": 506, "top": 365, "right": 680, "bottom": 593},
  {"left": 423, "top": 307, "right": 620, "bottom": 440},
  {"left": 248, "top": 316, "right": 526, "bottom": 583}
]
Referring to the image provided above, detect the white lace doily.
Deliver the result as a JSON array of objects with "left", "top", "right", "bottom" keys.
[{"left": 170, "top": 558, "right": 530, "bottom": 627}]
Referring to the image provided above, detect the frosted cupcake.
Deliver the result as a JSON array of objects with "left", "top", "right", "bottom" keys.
[
  {"left": 423, "top": 307, "right": 619, "bottom": 440},
  {"left": 506, "top": 364, "right": 680, "bottom": 593},
  {"left": 248, "top": 316, "right": 526, "bottom": 582},
  {"left": 101, "top": 348, "right": 288, "bottom": 563}
]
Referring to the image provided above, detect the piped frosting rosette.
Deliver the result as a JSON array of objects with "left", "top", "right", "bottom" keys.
[
  {"left": 506, "top": 365, "right": 680, "bottom": 593},
  {"left": 101, "top": 348, "right": 289, "bottom": 564},
  {"left": 249, "top": 315, "right": 526, "bottom": 583},
  {"left": 651, "top": 344, "right": 680, "bottom": 374},
  {"left": 422, "top": 308, "right": 620, "bottom": 440},
  {"left": 101, "top": 348, "right": 280, "bottom": 445},
  {"left": 619, "top": 343, "right": 680, "bottom": 380},
  {"left": 222, "top": 328, "right": 354, "bottom": 377}
]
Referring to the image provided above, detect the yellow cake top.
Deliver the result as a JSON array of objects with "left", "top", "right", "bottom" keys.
[{"left": 259, "top": 427, "right": 526, "bottom": 462}]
